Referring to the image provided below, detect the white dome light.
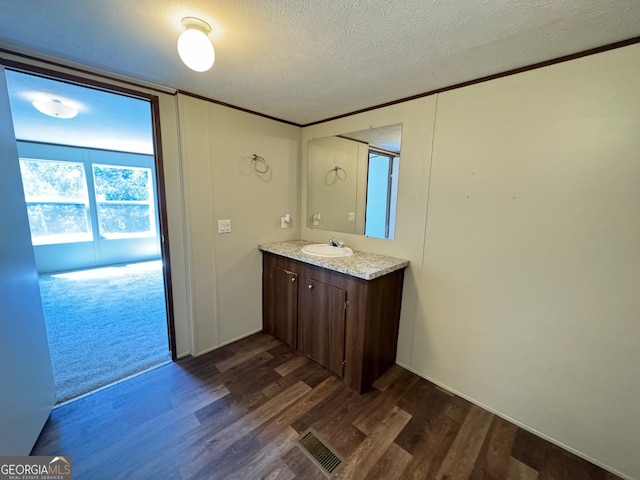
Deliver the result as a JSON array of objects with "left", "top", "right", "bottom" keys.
[
  {"left": 32, "top": 99, "right": 78, "bottom": 119},
  {"left": 177, "top": 17, "right": 215, "bottom": 72}
]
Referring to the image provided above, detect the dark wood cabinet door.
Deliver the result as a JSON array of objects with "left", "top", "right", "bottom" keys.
[
  {"left": 301, "top": 278, "right": 346, "bottom": 377},
  {"left": 269, "top": 265, "right": 298, "bottom": 348}
]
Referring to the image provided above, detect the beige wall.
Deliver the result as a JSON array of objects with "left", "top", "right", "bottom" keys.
[
  {"left": 177, "top": 94, "right": 300, "bottom": 354},
  {"left": 302, "top": 44, "right": 640, "bottom": 479},
  {"left": 422, "top": 45, "right": 640, "bottom": 479}
]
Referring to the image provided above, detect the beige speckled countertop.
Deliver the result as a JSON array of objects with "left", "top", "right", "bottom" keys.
[{"left": 258, "top": 240, "right": 409, "bottom": 281}]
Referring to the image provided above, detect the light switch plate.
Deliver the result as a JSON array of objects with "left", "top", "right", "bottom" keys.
[{"left": 218, "top": 219, "right": 231, "bottom": 233}]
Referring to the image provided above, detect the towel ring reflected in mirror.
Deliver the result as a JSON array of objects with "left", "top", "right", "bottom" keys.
[
  {"left": 326, "top": 166, "right": 346, "bottom": 184},
  {"left": 251, "top": 154, "right": 270, "bottom": 174}
]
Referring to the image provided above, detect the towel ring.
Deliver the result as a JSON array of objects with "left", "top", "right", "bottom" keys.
[
  {"left": 251, "top": 154, "right": 270, "bottom": 174},
  {"left": 327, "top": 166, "right": 346, "bottom": 182},
  {"left": 334, "top": 166, "right": 346, "bottom": 180}
]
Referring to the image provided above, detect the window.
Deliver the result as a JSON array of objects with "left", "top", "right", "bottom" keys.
[
  {"left": 365, "top": 149, "right": 399, "bottom": 239},
  {"left": 93, "top": 165, "right": 155, "bottom": 239},
  {"left": 19, "top": 151, "right": 158, "bottom": 248},
  {"left": 20, "top": 158, "right": 92, "bottom": 245}
]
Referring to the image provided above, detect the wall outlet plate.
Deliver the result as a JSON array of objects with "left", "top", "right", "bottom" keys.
[
  {"left": 218, "top": 219, "right": 231, "bottom": 233},
  {"left": 348, "top": 212, "right": 355, "bottom": 222}
]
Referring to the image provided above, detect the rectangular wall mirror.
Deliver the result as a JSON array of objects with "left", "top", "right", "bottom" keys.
[{"left": 307, "top": 123, "right": 402, "bottom": 239}]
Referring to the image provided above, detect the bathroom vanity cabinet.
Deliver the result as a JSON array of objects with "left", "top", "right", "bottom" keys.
[
  {"left": 261, "top": 243, "right": 408, "bottom": 393},
  {"left": 263, "top": 258, "right": 299, "bottom": 349}
]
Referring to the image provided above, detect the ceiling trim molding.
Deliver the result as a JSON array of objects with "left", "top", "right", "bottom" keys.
[
  {"left": 303, "top": 35, "right": 640, "bottom": 127},
  {"left": 177, "top": 90, "right": 301, "bottom": 127},
  {"left": 2, "top": 35, "right": 639, "bottom": 129}
]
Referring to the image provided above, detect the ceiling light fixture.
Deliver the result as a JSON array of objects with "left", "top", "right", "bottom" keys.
[
  {"left": 32, "top": 98, "right": 78, "bottom": 119},
  {"left": 177, "top": 17, "right": 215, "bottom": 72}
]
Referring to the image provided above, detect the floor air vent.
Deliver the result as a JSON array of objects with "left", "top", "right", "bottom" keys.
[{"left": 296, "top": 428, "right": 344, "bottom": 477}]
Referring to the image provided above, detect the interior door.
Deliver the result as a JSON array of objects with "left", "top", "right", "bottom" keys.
[{"left": 0, "top": 66, "right": 56, "bottom": 455}]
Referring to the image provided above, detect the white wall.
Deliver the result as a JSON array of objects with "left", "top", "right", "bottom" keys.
[
  {"left": 177, "top": 94, "right": 300, "bottom": 354},
  {"left": 302, "top": 44, "right": 640, "bottom": 479},
  {"left": 0, "top": 67, "right": 55, "bottom": 454}
]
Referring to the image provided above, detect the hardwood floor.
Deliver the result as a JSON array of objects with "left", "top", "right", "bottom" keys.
[{"left": 32, "top": 332, "right": 621, "bottom": 480}]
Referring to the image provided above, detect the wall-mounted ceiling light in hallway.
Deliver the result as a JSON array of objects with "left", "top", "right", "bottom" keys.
[
  {"left": 32, "top": 98, "right": 78, "bottom": 118},
  {"left": 177, "top": 16, "right": 215, "bottom": 72}
]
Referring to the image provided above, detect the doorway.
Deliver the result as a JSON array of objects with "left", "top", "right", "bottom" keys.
[{"left": 5, "top": 69, "right": 174, "bottom": 404}]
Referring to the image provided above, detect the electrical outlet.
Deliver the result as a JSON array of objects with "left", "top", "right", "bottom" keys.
[
  {"left": 348, "top": 212, "right": 355, "bottom": 222},
  {"left": 218, "top": 219, "right": 231, "bottom": 233}
]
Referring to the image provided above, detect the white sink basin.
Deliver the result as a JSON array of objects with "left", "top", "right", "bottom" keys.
[{"left": 301, "top": 244, "right": 353, "bottom": 258}]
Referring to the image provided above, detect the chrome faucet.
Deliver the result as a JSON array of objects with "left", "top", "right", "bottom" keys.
[{"left": 329, "top": 238, "right": 344, "bottom": 248}]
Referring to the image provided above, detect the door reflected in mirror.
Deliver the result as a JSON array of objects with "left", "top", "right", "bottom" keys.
[{"left": 307, "top": 124, "right": 401, "bottom": 239}]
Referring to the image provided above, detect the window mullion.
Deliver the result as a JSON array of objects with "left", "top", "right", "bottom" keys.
[{"left": 84, "top": 152, "right": 102, "bottom": 242}]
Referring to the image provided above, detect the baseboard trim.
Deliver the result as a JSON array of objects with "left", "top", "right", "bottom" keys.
[{"left": 192, "top": 328, "right": 263, "bottom": 357}]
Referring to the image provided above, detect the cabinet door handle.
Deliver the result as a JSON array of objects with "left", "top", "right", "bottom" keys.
[
  {"left": 308, "top": 284, "right": 313, "bottom": 289},
  {"left": 291, "top": 277, "right": 296, "bottom": 282}
]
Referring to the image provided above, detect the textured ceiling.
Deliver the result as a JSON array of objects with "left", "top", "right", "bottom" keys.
[{"left": 1, "top": 0, "right": 639, "bottom": 125}]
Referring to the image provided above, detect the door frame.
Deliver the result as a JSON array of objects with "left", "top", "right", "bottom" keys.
[{"left": 1, "top": 59, "right": 178, "bottom": 361}]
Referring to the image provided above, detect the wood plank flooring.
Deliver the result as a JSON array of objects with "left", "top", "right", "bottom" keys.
[{"left": 32, "top": 332, "right": 621, "bottom": 480}]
